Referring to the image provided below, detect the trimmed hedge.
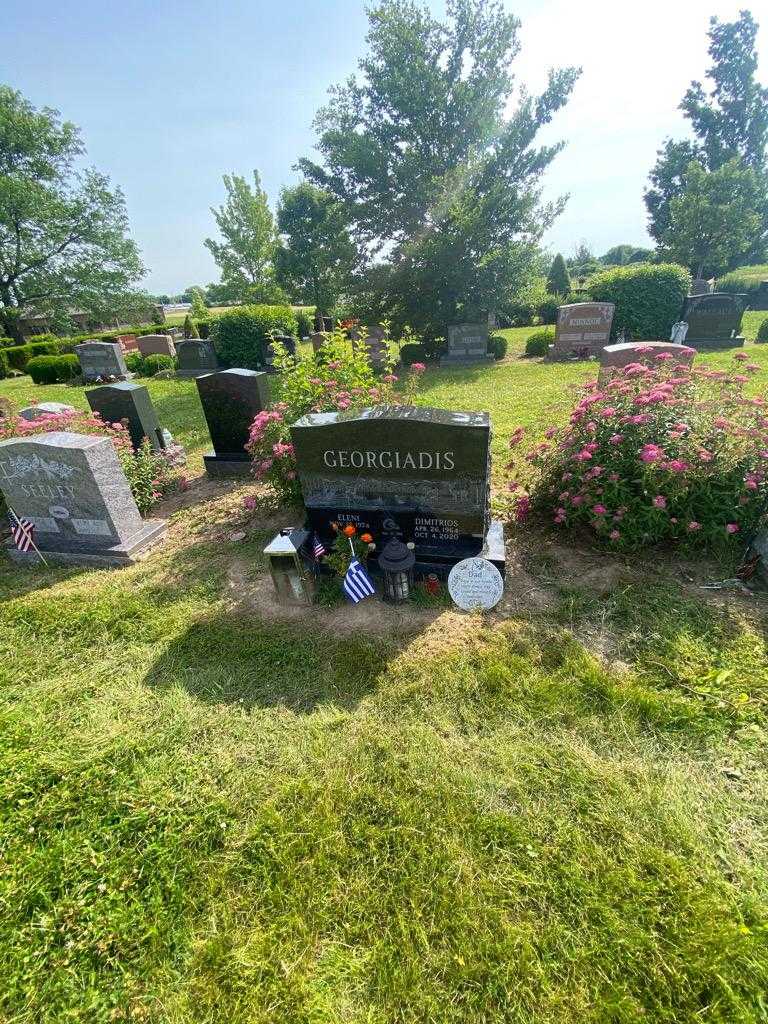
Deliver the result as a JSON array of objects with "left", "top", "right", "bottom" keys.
[
  {"left": 488, "top": 335, "right": 508, "bottom": 360},
  {"left": 210, "top": 305, "right": 298, "bottom": 370},
  {"left": 757, "top": 318, "right": 768, "bottom": 342},
  {"left": 400, "top": 342, "right": 428, "bottom": 366},
  {"left": 26, "top": 354, "right": 80, "bottom": 385},
  {"left": 0, "top": 337, "right": 16, "bottom": 349},
  {"left": 4, "top": 339, "right": 64, "bottom": 373},
  {"left": 525, "top": 328, "right": 555, "bottom": 357},
  {"left": 0, "top": 351, "right": 9, "bottom": 379},
  {"left": 589, "top": 263, "right": 691, "bottom": 340},
  {"left": 142, "top": 354, "right": 175, "bottom": 376}
]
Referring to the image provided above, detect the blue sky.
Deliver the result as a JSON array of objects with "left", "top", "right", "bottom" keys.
[{"left": 3, "top": 0, "right": 766, "bottom": 293}]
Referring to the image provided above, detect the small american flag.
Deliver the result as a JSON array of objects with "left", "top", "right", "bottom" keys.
[
  {"left": 343, "top": 557, "right": 376, "bottom": 603},
  {"left": 313, "top": 534, "right": 326, "bottom": 559},
  {"left": 9, "top": 514, "right": 35, "bottom": 553}
]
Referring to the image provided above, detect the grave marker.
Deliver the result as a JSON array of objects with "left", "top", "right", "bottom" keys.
[
  {"left": 196, "top": 368, "right": 270, "bottom": 476},
  {"left": 0, "top": 432, "right": 166, "bottom": 565},
  {"left": 86, "top": 382, "right": 167, "bottom": 452},
  {"left": 440, "top": 323, "right": 492, "bottom": 366},
  {"left": 291, "top": 406, "right": 505, "bottom": 580},
  {"left": 137, "top": 334, "right": 176, "bottom": 358},
  {"left": 18, "top": 402, "right": 76, "bottom": 422},
  {"left": 74, "top": 341, "right": 130, "bottom": 382},
  {"left": 598, "top": 341, "right": 696, "bottom": 382},
  {"left": 176, "top": 339, "right": 219, "bottom": 378},
  {"left": 549, "top": 302, "right": 615, "bottom": 360},
  {"left": 681, "top": 292, "right": 747, "bottom": 348}
]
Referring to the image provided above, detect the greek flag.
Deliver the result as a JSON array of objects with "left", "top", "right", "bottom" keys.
[{"left": 343, "top": 557, "right": 376, "bottom": 603}]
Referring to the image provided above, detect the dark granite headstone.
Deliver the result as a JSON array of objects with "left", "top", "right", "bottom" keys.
[
  {"left": 682, "top": 292, "right": 747, "bottom": 348},
  {"left": 74, "top": 341, "right": 129, "bottom": 382},
  {"left": 86, "top": 381, "right": 166, "bottom": 452},
  {"left": 196, "top": 368, "right": 271, "bottom": 476},
  {"left": 440, "top": 324, "right": 491, "bottom": 366},
  {"left": 290, "top": 406, "right": 504, "bottom": 580},
  {"left": 752, "top": 281, "right": 768, "bottom": 311},
  {"left": 0, "top": 432, "right": 166, "bottom": 565},
  {"left": 176, "top": 339, "right": 219, "bottom": 378},
  {"left": 264, "top": 334, "right": 297, "bottom": 371}
]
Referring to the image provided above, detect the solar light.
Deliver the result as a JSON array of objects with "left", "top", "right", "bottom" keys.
[
  {"left": 378, "top": 538, "right": 415, "bottom": 604},
  {"left": 264, "top": 528, "right": 314, "bottom": 606}
]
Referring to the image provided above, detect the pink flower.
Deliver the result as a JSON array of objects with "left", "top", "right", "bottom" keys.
[
  {"left": 592, "top": 504, "right": 607, "bottom": 515},
  {"left": 609, "top": 529, "right": 621, "bottom": 541},
  {"left": 640, "top": 444, "right": 665, "bottom": 463},
  {"left": 599, "top": 407, "right": 617, "bottom": 418},
  {"left": 571, "top": 495, "right": 584, "bottom": 507},
  {"left": 243, "top": 495, "right": 257, "bottom": 510},
  {"left": 609, "top": 434, "right": 623, "bottom": 445},
  {"left": 733, "top": 352, "right": 748, "bottom": 361},
  {"left": 575, "top": 449, "right": 593, "bottom": 462},
  {"left": 515, "top": 495, "right": 531, "bottom": 522},
  {"left": 655, "top": 352, "right": 673, "bottom": 361},
  {"left": 665, "top": 459, "right": 689, "bottom": 473},
  {"left": 652, "top": 495, "right": 667, "bottom": 509},
  {"left": 698, "top": 450, "right": 713, "bottom": 463},
  {"left": 285, "top": 470, "right": 297, "bottom": 480},
  {"left": 725, "top": 523, "right": 740, "bottom": 534},
  {"left": 337, "top": 399, "right": 351, "bottom": 410},
  {"left": 687, "top": 521, "right": 701, "bottom": 532},
  {"left": 411, "top": 362, "right": 426, "bottom": 373},
  {"left": 382, "top": 374, "right": 398, "bottom": 383},
  {"left": 746, "top": 363, "right": 760, "bottom": 372},
  {"left": 327, "top": 360, "right": 342, "bottom": 370}
]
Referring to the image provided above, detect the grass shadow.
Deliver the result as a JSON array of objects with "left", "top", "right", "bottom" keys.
[{"left": 142, "top": 611, "right": 392, "bottom": 713}]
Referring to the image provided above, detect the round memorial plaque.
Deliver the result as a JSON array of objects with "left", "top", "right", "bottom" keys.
[{"left": 447, "top": 557, "right": 504, "bottom": 612}]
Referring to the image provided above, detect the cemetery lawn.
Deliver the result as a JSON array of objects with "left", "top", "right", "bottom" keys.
[{"left": 2, "top": 333, "right": 768, "bottom": 1022}]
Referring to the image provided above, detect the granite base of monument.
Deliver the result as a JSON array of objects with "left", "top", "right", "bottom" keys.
[
  {"left": 202, "top": 453, "right": 253, "bottom": 478},
  {"left": 6, "top": 519, "right": 167, "bottom": 567}
]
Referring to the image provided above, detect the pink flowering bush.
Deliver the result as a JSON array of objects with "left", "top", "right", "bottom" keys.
[
  {"left": 247, "top": 332, "right": 426, "bottom": 503},
  {"left": 506, "top": 349, "right": 768, "bottom": 550},
  {"left": 0, "top": 408, "right": 183, "bottom": 515}
]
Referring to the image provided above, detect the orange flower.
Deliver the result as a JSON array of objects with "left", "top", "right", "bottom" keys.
[
  {"left": 343, "top": 524, "right": 357, "bottom": 537},
  {"left": 331, "top": 522, "right": 340, "bottom": 531},
  {"left": 360, "top": 532, "right": 373, "bottom": 543}
]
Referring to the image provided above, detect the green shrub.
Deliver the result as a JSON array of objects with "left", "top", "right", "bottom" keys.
[
  {"left": 589, "top": 263, "right": 691, "bottom": 340},
  {"left": 488, "top": 335, "right": 508, "bottom": 360},
  {"left": 183, "top": 314, "right": 199, "bottom": 339},
  {"left": 537, "top": 297, "right": 560, "bottom": 324},
  {"left": 757, "top": 318, "right": 768, "bottom": 342},
  {"left": 295, "top": 309, "right": 313, "bottom": 337},
  {"left": 546, "top": 253, "right": 571, "bottom": 296},
  {"left": 124, "top": 352, "right": 146, "bottom": 374},
  {"left": 3, "top": 339, "right": 62, "bottom": 373},
  {"left": 210, "top": 304, "right": 298, "bottom": 370},
  {"left": 26, "top": 352, "right": 78, "bottom": 385},
  {"left": 141, "top": 354, "right": 174, "bottom": 376},
  {"left": 400, "top": 342, "right": 428, "bottom": 366},
  {"left": 27, "top": 355, "right": 61, "bottom": 384},
  {"left": 27, "top": 333, "right": 59, "bottom": 346},
  {"left": 197, "top": 319, "right": 210, "bottom": 339},
  {"left": 524, "top": 328, "right": 555, "bottom": 357},
  {"left": 0, "top": 337, "right": 16, "bottom": 349},
  {"left": 717, "top": 264, "right": 768, "bottom": 304},
  {"left": 0, "top": 351, "right": 9, "bottom": 379}
]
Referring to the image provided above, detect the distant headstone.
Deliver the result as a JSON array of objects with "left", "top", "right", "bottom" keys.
[
  {"left": 314, "top": 313, "right": 334, "bottom": 333},
  {"left": 682, "top": 292, "right": 747, "bottom": 348},
  {"left": 0, "top": 432, "right": 166, "bottom": 565},
  {"left": 116, "top": 334, "right": 139, "bottom": 352},
  {"left": 176, "top": 338, "right": 219, "bottom": 378},
  {"left": 86, "top": 382, "right": 167, "bottom": 452},
  {"left": 361, "top": 334, "right": 389, "bottom": 371},
  {"left": 74, "top": 341, "right": 129, "bottom": 382},
  {"left": 137, "top": 334, "right": 176, "bottom": 358},
  {"left": 690, "top": 279, "right": 712, "bottom": 296},
  {"left": 549, "top": 303, "right": 615, "bottom": 360},
  {"left": 290, "top": 406, "right": 505, "bottom": 580},
  {"left": 264, "top": 334, "right": 297, "bottom": 371},
  {"left": 440, "top": 324, "right": 492, "bottom": 366},
  {"left": 19, "top": 402, "right": 76, "bottom": 422},
  {"left": 448, "top": 557, "right": 504, "bottom": 611},
  {"left": 196, "top": 368, "right": 270, "bottom": 476},
  {"left": 670, "top": 321, "right": 689, "bottom": 344},
  {"left": 598, "top": 342, "right": 696, "bottom": 382},
  {"left": 752, "top": 281, "right": 768, "bottom": 311},
  {"left": 310, "top": 332, "right": 327, "bottom": 354}
]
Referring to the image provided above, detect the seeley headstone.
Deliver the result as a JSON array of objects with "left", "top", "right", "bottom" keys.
[{"left": 0, "top": 432, "right": 166, "bottom": 565}]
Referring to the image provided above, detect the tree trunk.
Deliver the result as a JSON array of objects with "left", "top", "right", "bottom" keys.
[{"left": 0, "top": 296, "right": 24, "bottom": 345}]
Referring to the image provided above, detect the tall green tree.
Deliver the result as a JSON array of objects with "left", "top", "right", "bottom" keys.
[
  {"left": 600, "top": 244, "right": 653, "bottom": 266},
  {"left": 274, "top": 183, "right": 357, "bottom": 316},
  {"left": 205, "top": 171, "right": 285, "bottom": 303},
  {"left": 657, "top": 158, "right": 762, "bottom": 278},
  {"left": 546, "top": 253, "right": 570, "bottom": 295},
  {"left": 0, "top": 86, "right": 144, "bottom": 344},
  {"left": 645, "top": 11, "right": 768, "bottom": 271},
  {"left": 299, "top": 0, "right": 579, "bottom": 337}
]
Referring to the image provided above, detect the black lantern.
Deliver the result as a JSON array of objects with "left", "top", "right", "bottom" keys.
[
  {"left": 378, "top": 538, "right": 416, "bottom": 604},
  {"left": 264, "top": 528, "right": 314, "bottom": 606}
]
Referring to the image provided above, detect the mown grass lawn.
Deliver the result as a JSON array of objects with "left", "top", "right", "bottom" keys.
[{"left": 1, "top": 333, "right": 768, "bottom": 1022}]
